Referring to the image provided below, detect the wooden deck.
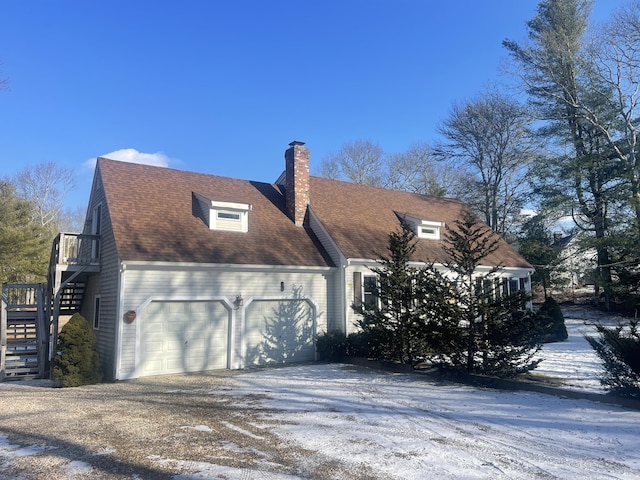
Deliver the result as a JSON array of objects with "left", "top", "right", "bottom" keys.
[
  {"left": 1, "top": 233, "right": 101, "bottom": 380},
  {"left": 1, "top": 284, "right": 47, "bottom": 379}
]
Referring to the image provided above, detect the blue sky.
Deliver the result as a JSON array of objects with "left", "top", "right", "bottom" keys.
[{"left": 0, "top": 1, "right": 624, "bottom": 210}]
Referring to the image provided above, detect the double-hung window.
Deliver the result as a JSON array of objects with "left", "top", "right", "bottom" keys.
[{"left": 363, "top": 276, "right": 378, "bottom": 309}]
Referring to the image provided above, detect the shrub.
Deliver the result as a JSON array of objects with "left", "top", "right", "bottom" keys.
[
  {"left": 535, "top": 297, "right": 568, "bottom": 343},
  {"left": 52, "top": 313, "right": 102, "bottom": 387},
  {"left": 346, "top": 331, "right": 378, "bottom": 359},
  {"left": 316, "top": 330, "right": 347, "bottom": 361},
  {"left": 585, "top": 320, "right": 640, "bottom": 399}
]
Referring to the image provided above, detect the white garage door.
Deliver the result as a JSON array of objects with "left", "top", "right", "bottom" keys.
[
  {"left": 140, "top": 301, "right": 229, "bottom": 376},
  {"left": 244, "top": 299, "right": 315, "bottom": 366}
]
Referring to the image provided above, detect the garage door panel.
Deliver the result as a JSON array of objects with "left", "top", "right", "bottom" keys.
[
  {"left": 143, "top": 319, "right": 163, "bottom": 332},
  {"left": 144, "top": 340, "right": 164, "bottom": 353},
  {"left": 139, "top": 301, "right": 229, "bottom": 376},
  {"left": 244, "top": 299, "right": 315, "bottom": 366}
]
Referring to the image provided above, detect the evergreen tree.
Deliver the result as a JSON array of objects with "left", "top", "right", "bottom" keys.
[
  {"left": 353, "top": 222, "right": 455, "bottom": 365},
  {"left": 440, "top": 211, "right": 543, "bottom": 377},
  {"left": 535, "top": 296, "right": 568, "bottom": 343},
  {"left": 0, "top": 180, "right": 51, "bottom": 285},
  {"left": 585, "top": 320, "right": 640, "bottom": 398},
  {"left": 353, "top": 214, "right": 543, "bottom": 377},
  {"left": 504, "top": 0, "right": 626, "bottom": 309},
  {"left": 52, "top": 313, "right": 102, "bottom": 387}
]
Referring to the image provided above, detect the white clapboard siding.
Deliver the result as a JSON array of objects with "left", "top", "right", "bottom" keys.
[{"left": 116, "top": 265, "right": 333, "bottom": 379}]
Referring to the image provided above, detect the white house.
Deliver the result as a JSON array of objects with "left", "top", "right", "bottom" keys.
[{"left": 54, "top": 141, "right": 533, "bottom": 380}]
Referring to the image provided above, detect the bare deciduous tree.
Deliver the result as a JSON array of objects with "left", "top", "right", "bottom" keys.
[
  {"left": 14, "top": 162, "right": 76, "bottom": 229},
  {"left": 583, "top": 1, "right": 640, "bottom": 237},
  {"left": 317, "top": 139, "right": 384, "bottom": 186},
  {"left": 437, "top": 88, "right": 536, "bottom": 236},
  {"left": 317, "top": 140, "right": 463, "bottom": 199},
  {"left": 386, "top": 143, "right": 465, "bottom": 197}
]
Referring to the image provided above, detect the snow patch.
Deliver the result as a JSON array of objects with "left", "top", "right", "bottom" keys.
[
  {"left": 62, "top": 460, "right": 93, "bottom": 475},
  {"left": 153, "top": 457, "right": 302, "bottom": 480},
  {"left": 0, "top": 435, "right": 53, "bottom": 458},
  {"left": 180, "top": 425, "right": 212, "bottom": 433},
  {"left": 220, "top": 421, "right": 263, "bottom": 440}
]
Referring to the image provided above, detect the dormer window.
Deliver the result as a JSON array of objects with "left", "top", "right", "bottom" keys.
[
  {"left": 217, "top": 211, "right": 241, "bottom": 221},
  {"left": 194, "top": 193, "right": 252, "bottom": 233},
  {"left": 210, "top": 201, "right": 251, "bottom": 232},
  {"left": 396, "top": 212, "right": 444, "bottom": 240},
  {"left": 417, "top": 221, "right": 443, "bottom": 240}
]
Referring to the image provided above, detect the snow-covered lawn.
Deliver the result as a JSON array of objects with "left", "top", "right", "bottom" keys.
[
  {"left": 181, "top": 307, "right": 640, "bottom": 479},
  {"left": 532, "top": 306, "right": 613, "bottom": 393},
  {"left": 1, "top": 306, "right": 639, "bottom": 479},
  {"left": 222, "top": 363, "right": 639, "bottom": 480}
]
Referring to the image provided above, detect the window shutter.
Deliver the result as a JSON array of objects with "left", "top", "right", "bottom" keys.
[{"left": 353, "top": 272, "right": 362, "bottom": 307}]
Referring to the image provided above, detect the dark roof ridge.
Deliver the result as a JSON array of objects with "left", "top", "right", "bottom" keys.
[
  {"left": 309, "top": 174, "right": 465, "bottom": 204},
  {"left": 97, "top": 156, "right": 270, "bottom": 186}
]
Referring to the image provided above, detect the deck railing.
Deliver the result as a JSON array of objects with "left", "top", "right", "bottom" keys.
[
  {"left": 2, "top": 284, "right": 44, "bottom": 310},
  {"left": 50, "top": 233, "right": 100, "bottom": 268}
]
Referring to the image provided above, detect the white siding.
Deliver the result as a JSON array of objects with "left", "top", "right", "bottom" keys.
[
  {"left": 117, "top": 264, "right": 334, "bottom": 379},
  {"left": 308, "top": 209, "right": 345, "bottom": 331},
  {"left": 345, "top": 263, "right": 378, "bottom": 335}
]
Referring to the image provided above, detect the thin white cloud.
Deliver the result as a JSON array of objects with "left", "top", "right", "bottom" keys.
[{"left": 83, "top": 149, "right": 172, "bottom": 169}]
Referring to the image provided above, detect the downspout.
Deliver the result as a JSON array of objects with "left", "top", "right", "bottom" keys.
[
  {"left": 342, "top": 262, "right": 348, "bottom": 334},
  {"left": 114, "top": 261, "right": 125, "bottom": 380}
]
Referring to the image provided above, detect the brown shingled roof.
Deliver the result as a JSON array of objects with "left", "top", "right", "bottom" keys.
[
  {"left": 308, "top": 176, "right": 532, "bottom": 269},
  {"left": 97, "top": 158, "right": 334, "bottom": 267},
  {"left": 97, "top": 158, "right": 531, "bottom": 270}
]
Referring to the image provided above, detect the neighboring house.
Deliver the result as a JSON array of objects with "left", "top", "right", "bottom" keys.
[
  {"left": 60, "top": 141, "right": 532, "bottom": 381},
  {"left": 553, "top": 232, "right": 597, "bottom": 292}
]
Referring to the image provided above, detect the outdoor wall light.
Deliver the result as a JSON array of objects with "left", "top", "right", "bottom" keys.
[
  {"left": 234, "top": 294, "right": 244, "bottom": 309},
  {"left": 280, "top": 281, "right": 285, "bottom": 292}
]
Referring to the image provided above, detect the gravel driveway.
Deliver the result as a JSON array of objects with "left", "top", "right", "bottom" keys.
[{"left": 0, "top": 368, "right": 356, "bottom": 480}]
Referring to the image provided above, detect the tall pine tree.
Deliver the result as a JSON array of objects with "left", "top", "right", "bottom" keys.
[
  {"left": 0, "top": 181, "right": 51, "bottom": 285},
  {"left": 441, "top": 212, "right": 543, "bottom": 377},
  {"left": 353, "top": 221, "right": 455, "bottom": 365}
]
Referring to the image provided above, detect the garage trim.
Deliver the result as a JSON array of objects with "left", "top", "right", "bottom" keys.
[
  {"left": 240, "top": 295, "right": 318, "bottom": 368},
  {"left": 134, "top": 296, "right": 234, "bottom": 377}
]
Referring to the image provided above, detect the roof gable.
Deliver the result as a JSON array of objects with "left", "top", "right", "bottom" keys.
[
  {"left": 308, "top": 176, "right": 532, "bottom": 269},
  {"left": 96, "top": 158, "right": 333, "bottom": 267}
]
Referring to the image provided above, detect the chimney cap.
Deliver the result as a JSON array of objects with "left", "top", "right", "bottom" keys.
[{"left": 289, "top": 140, "right": 306, "bottom": 147}]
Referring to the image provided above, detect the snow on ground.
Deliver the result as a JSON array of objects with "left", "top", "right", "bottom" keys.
[
  {"left": 2, "top": 306, "right": 640, "bottom": 479},
  {"left": 221, "top": 364, "right": 640, "bottom": 480},
  {"left": 533, "top": 305, "right": 614, "bottom": 393},
  {"left": 186, "top": 306, "right": 639, "bottom": 480}
]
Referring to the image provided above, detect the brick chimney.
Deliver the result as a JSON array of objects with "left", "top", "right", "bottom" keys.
[{"left": 285, "top": 141, "right": 310, "bottom": 226}]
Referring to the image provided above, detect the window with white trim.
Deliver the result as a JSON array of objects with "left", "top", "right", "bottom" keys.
[
  {"left": 396, "top": 213, "right": 444, "bottom": 240},
  {"left": 217, "top": 211, "right": 241, "bottom": 221},
  {"left": 416, "top": 220, "right": 443, "bottom": 239},
  {"left": 363, "top": 275, "right": 378, "bottom": 309},
  {"left": 193, "top": 193, "right": 252, "bottom": 233},
  {"left": 211, "top": 203, "right": 250, "bottom": 232}
]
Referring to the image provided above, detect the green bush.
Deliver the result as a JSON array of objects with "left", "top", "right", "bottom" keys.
[
  {"left": 52, "top": 313, "right": 102, "bottom": 387},
  {"left": 586, "top": 320, "right": 640, "bottom": 399},
  {"left": 316, "top": 330, "right": 347, "bottom": 361},
  {"left": 346, "top": 331, "right": 378, "bottom": 359},
  {"left": 535, "top": 297, "right": 568, "bottom": 343}
]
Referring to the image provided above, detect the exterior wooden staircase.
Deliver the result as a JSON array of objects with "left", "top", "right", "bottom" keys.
[
  {"left": 1, "top": 233, "right": 99, "bottom": 380},
  {"left": 0, "top": 284, "right": 47, "bottom": 379}
]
